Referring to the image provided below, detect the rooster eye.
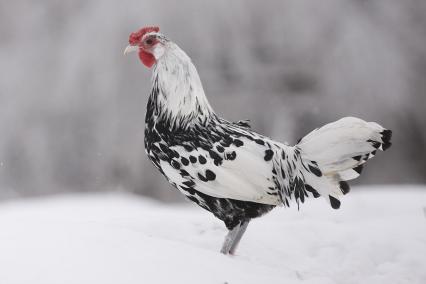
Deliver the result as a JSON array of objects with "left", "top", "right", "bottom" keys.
[{"left": 145, "top": 39, "right": 153, "bottom": 45}]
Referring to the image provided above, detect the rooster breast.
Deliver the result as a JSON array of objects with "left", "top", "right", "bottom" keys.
[{"left": 144, "top": 116, "right": 287, "bottom": 228}]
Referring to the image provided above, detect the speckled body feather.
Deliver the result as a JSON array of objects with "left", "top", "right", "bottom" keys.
[
  {"left": 140, "top": 31, "right": 392, "bottom": 230},
  {"left": 144, "top": 78, "right": 279, "bottom": 228}
]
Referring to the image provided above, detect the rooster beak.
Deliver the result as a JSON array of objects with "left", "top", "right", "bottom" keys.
[{"left": 124, "top": 45, "right": 139, "bottom": 55}]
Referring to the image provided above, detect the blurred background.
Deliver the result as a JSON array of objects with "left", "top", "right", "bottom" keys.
[{"left": 0, "top": 0, "right": 425, "bottom": 202}]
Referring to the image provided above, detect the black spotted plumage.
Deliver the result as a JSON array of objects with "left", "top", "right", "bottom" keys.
[
  {"left": 189, "top": 155, "right": 197, "bottom": 163},
  {"left": 225, "top": 151, "right": 237, "bottom": 161},
  {"left": 205, "top": 169, "right": 216, "bottom": 181},
  {"left": 181, "top": 157, "right": 189, "bottom": 166},
  {"left": 264, "top": 149, "right": 274, "bottom": 161},
  {"left": 233, "top": 139, "right": 244, "bottom": 147},
  {"left": 145, "top": 98, "right": 276, "bottom": 227},
  {"left": 131, "top": 27, "right": 392, "bottom": 254},
  {"left": 216, "top": 145, "right": 225, "bottom": 153},
  {"left": 198, "top": 155, "right": 207, "bottom": 164},
  {"left": 144, "top": 81, "right": 392, "bottom": 230}
]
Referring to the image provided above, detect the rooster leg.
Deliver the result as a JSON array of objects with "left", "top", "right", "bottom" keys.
[
  {"left": 229, "top": 219, "right": 250, "bottom": 255},
  {"left": 220, "top": 219, "right": 250, "bottom": 255}
]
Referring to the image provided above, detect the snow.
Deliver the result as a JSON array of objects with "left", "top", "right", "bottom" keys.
[{"left": 0, "top": 186, "right": 425, "bottom": 284}]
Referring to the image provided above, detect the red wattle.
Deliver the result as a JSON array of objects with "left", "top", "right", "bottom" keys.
[{"left": 138, "top": 50, "right": 156, "bottom": 68}]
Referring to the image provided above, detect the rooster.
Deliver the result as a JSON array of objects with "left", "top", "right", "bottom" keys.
[{"left": 124, "top": 26, "right": 392, "bottom": 255}]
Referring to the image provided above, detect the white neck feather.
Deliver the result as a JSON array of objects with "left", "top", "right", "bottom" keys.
[{"left": 151, "top": 43, "right": 214, "bottom": 128}]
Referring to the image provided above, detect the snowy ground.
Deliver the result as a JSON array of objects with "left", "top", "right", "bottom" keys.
[{"left": 0, "top": 186, "right": 425, "bottom": 284}]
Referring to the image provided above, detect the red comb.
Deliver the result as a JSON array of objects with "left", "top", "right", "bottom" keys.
[{"left": 129, "top": 26, "right": 160, "bottom": 45}]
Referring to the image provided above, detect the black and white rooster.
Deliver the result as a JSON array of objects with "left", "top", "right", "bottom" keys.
[{"left": 124, "top": 26, "right": 392, "bottom": 255}]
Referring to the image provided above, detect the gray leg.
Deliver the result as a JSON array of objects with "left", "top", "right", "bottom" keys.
[
  {"left": 220, "top": 219, "right": 250, "bottom": 255},
  {"left": 229, "top": 220, "right": 249, "bottom": 254}
]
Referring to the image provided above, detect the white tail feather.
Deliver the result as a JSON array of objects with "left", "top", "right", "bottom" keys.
[{"left": 297, "top": 117, "right": 392, "bottom": 209}]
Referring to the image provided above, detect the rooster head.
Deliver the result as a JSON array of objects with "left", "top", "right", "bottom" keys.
[{"left": 124, "top": 26, "right": 167, "bottom": 68}]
